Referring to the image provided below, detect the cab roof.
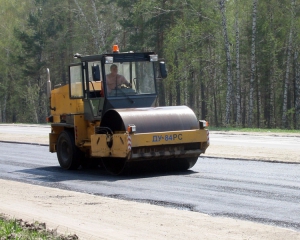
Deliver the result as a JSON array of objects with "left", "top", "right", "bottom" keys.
[{"left": 79, "top": 52, "right": 155, "bottom": 63}]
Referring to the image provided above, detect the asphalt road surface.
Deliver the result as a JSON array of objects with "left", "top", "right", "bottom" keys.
[{"left": 0, "top": 142, "right": 299, "bottom": 231}]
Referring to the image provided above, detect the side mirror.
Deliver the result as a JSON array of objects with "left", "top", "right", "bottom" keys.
[
  {"left": 92, "top": 65, "right": 101, "bottom": 81},
  {"left": 159, "top": 61, "right": 168, "bottom": 79}
]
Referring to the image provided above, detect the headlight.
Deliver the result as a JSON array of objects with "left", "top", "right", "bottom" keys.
[
  {"left": 105, "top": 56, "right": 113, "bottom": 64},
  {"left": 199, "top": 120, "right": 209, "bottom": 129},
  {"left": 127, "top": 124, "right": 137, "bottom": 133},
  {"left": 149, "top": 54, "right": 158, "bottom": 62}
]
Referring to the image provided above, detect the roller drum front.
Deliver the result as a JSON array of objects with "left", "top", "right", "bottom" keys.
[{"left": 100, "top": 106, "right": 199, "bottom": 133}]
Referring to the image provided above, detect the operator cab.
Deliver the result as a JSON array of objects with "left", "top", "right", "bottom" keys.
[{"left": 68, "top": 46, "right": 167, "bottom": 121}]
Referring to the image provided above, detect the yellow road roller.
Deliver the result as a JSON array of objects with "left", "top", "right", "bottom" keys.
[{"left": 46, "top": 46, "right": 209, "bottom": 174}]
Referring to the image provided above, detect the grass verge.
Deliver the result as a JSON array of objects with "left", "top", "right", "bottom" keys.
[{"left": 0, "top": 214, "right": 78, "bottom": 240}]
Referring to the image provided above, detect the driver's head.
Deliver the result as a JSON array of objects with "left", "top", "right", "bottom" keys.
[{"left": 110, "top": 64, "right": 118, "bottom": 74}]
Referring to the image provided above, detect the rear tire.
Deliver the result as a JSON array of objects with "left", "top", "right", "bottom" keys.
[{"left": 57, "top": 130, "right": 81, "bottom": 170}]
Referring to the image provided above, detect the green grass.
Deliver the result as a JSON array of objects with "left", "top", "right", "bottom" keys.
[
  {"left": 0, "top": 215, "right": 78, "bottom": 240},
  {"left": 0, "top": 218, "right": 47, "bottom": 239},
  {"left": 208, "top": 127, "right": 300, "bottom": 134}
]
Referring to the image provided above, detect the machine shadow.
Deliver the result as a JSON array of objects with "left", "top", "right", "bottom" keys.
[{"left": 15, "top": 164, "right": 198, "bottom": 183}]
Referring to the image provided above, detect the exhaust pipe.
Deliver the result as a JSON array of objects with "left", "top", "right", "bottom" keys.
[{"left": 47, "top": 68, "right": 51, "bottom": 98}]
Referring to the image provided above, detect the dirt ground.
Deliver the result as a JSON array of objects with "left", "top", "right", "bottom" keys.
[{"left": 0, "top": 126, "right": 300, "bottom": 239}]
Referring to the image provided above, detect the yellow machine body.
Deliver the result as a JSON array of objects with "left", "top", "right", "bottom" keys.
[
  {"left": 47, "top": 50, "right": 209, "bottom": 174},
  {"left": 90, "top": 129, "right": 209, "bottom": 160}
]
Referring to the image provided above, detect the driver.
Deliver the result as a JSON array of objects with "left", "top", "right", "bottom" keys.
[{"left": 106, "top": 64, "right": 131, "bottom": 93}]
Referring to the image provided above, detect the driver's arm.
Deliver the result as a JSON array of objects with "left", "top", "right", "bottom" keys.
[{"left": 121, "top": 75, "right": 131, "bottom": 87}]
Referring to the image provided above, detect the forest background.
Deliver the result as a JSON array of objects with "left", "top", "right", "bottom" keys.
[{"left": 0, "top": 0, "right": 300, "bottom": 129}]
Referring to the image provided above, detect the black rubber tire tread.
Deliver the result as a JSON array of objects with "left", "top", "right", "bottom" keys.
[
  {"left": 167, "top": 157, "right": 198, "bottom": 171},
  {"left": 57, "top": 130, "right": 81, "bottom": 170}
]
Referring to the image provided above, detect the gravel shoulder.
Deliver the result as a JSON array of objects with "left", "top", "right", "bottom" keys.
[
  {"left": 0, "top": 124, "right": 300, "bottom": 239},
  {"left": 206, "top": 131, "right": 300, "bottom": 163}
]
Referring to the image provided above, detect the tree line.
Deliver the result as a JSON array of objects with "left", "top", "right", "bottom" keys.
[{"left": 0, "top": 0, "right": 299, "bottom": 129}]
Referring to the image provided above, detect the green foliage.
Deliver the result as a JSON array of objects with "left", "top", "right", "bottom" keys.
[
  {"left": 13, "top": 0, "right": 62, "bottom": 123},
  {"left": 0, "top": 0, "right": 300, "bottom": 129}
]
